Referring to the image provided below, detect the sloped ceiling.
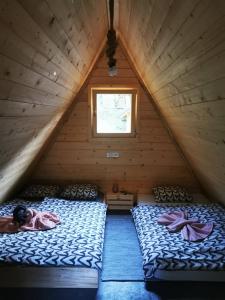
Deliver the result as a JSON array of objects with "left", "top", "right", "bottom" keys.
[
  {"left": 0, "top": 0, "right": 107, "bottom": 201},
  {"left": 1, "top": 0, "right": 225, "bottom": 203},
  {"left": 31, "top": 43, "right": 199, "bottom": 194},
  {"left": 119, "top": 0, "right": 225, "bottom": 203}
]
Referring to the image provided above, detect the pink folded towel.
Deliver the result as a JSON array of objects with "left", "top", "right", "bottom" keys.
[
  {"left": 0, "top": 208, "right": 60, "bottom": 233},
  {"left": 157, "top": 211, "right": 213, "bottom": 242}
]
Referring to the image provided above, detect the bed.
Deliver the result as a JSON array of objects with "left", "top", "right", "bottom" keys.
[
  {"left": 131, "top": 202, "right": 225, "bottom": 282},
  {"left": 0, "top": 197, "right": 107, "bottom": 288}
]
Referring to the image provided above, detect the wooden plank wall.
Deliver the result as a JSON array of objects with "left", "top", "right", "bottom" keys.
[
  {"left": 119, "top": 0, "right": 225, "bottom": 203},
  {"left": 32, "top": 44, "right": 199, "bottom": 194},
  {"left": 0, "top": 0, "right": 107, "bottom": 201}
]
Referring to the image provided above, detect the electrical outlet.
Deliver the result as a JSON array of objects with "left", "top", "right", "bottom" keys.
[{"left": 106, "top": 151, "right": 120, "bottom": 158}]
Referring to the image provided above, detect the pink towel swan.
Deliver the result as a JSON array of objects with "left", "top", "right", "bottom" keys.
[
  {"left": 0, "top": 208, "right": 60, "bottom": 233},
  {"left": 157, "top": 211, "right": 213, "bottom": 242}
]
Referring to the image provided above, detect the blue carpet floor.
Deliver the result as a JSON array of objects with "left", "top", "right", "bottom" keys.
[
  {"left": 97, "top": 282, "right": 159, "bottom": 300},
  {"left": 101, "top": 213, "right": 144, "bottom": 281}
]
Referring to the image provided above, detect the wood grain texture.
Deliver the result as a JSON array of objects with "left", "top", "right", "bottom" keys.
[
  {"left": 0, "top": 0, "right": 107, "bottom": 201},
  {"left": 0, "top": 266, "right": 98, "bottom": 288},
  {"left": 119, "top": 0, "right": 225, "bottom": 203},
  {"left": 33, "top": 44, "right": 199, "bottom": 194}
]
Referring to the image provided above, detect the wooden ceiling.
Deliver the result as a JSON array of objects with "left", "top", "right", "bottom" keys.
[
  {"left": 0, "top": 0, "right": 225, "bottom": 204},
  {"left": 0, "top": 0, "right": 107, "bottom": 200},
  {"left": 32, "top": 43, "right": 199, "bottom": 194},
  {"left": 119, "top": 0, "right": 225, "bottom": 203}
]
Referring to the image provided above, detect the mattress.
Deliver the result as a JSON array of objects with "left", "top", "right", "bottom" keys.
[
  {"left": 0, "top": 198, "right": 107, "bottom": 270},
  {"left": 131, "top": 203, "right": 225, "bottom": 281}
]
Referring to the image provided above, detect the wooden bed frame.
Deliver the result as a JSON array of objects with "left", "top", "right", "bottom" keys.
[{"left": 0, "top": 266, "right": 98, "bottom": 288}]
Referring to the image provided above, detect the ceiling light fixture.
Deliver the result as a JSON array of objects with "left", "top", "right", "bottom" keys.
[{"left": 106, "top": 0, "right": 117, "bottom": 76}]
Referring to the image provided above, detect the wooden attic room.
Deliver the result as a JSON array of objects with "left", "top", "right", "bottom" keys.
[{"left": 0, "top": 0, "right": 225, "bottom": 299}]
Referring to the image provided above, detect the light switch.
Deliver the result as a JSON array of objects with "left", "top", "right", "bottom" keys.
[{"left": 106, "top": 151, "right": 120, "bottom": 158}]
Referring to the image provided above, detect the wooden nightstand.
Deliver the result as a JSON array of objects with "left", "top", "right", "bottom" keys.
[{"left": 105, "top": 192, "right": 134, "bottom": 210}]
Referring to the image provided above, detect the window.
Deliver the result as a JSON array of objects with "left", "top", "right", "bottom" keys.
[{"left": 89, "top": 86, "right": 138, "bottom": 138}]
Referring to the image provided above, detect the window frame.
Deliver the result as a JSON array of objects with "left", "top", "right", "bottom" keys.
[{"left": 89, "top": 85, "right": 138, "bottom": 139}]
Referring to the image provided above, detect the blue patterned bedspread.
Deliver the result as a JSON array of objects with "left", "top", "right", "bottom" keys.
[
  {"left": 0, "top": 198, "right": 107, "bottom": 270},
  {"left": 131, "top": 203, "right": 225, "bottom": 280}
]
